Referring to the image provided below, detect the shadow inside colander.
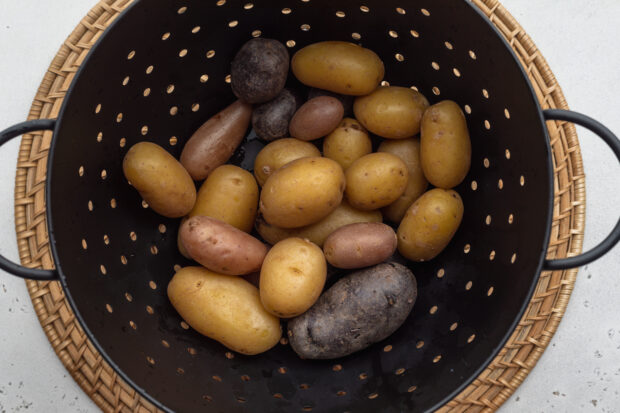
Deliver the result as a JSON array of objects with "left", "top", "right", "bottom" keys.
[{"left": 47, "top": 0, "right": 551, "bottom": 412}]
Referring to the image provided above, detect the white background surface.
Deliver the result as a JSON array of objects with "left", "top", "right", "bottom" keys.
[{"left": 0, "top": 1, "right": 619, "bottom": 412}]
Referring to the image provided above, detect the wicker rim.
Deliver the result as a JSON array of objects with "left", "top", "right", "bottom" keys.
[{"left": 13, "top": 0, "right": 584, "bottom": 412}]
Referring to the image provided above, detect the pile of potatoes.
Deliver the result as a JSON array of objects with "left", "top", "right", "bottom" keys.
[{"left": 122, "top": 39, "right": 471, "bottom": 359}]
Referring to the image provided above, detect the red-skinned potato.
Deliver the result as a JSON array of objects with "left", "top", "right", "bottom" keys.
[
  {"left": 180, "top": 216, "right": 268, "bottom": 275},
  {"left": 323, "top": 223, "right": 397, "bottom": 269},
  {"left": 180, "top": 100, "right": 252, "bottom": 181},
  {"left": 289, "top": 96, "right": 344, "bottom": 141}
]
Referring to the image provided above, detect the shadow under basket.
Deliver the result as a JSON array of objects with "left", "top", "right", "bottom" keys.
[{"left": 2, "top": 0, "right": 619, "bottom": 412}]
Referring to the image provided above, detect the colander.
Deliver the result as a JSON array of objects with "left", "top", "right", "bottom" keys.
[{"left": 1, "top": 0, "right": 619, "bottom": 412}]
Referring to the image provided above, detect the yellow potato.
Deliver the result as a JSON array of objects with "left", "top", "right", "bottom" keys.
[
  {"left": 345, "top": 153, "right": 408, "bottom": 211},
  {"left": 260, "top": 157, "right": 345, "bottom": 228},
  {"left": 291, "top": 41, "right": 385, "bottom": 96},
  {"left": 353, "top": 86, "right": 430, "bottom": 139},
  {"left": 397, "top": 189, "right": 464, "bottom": 262},
  {"left": 253, "top": 138, "right": 321, "bottom": 186},
  {"left": 260, "top": 238, "right": 327, "bottom": 318},
  {"left": 378, "top": 138, "right": 429, "bottom": 223},
  {"left": 323, "top": 118, "right": 372, "bottom": 170},
  {"left": 421, "top": 100, "right": 472, "bottom": 188},
  {"left": 256, "top": 200, "right": 383, "bottom": 246},
  {"left": 168, "top": 267, "right": 281, "bottom": 355},
  {"left": 123, "top": 142, "right": 196, "bottom": 218},
  {"left": 189, "top": 165, "right": 258, "bottom": 233}
]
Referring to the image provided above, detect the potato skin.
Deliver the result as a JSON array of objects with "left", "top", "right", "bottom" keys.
[
  {"left": 180, "top": 100, "right": 252, "bottom": 181},
  {"left": 260, "top": 238, "right": 327, "bottom": 318},
  {"left": 397, "top": 189, "right": 464, "bottom": 262},
  {"left": 189, "top": 165, "right": 258, "bottom": 233},
  {"left": 308, "top": 88, "right": 354, "bottom": 116},
  {"left": 123, "top": 142, "right": 196, "bottom": 218},
  {"left": 168, "top": 267, "right": 281, "bottom": 355},
  {"left": 231, "top": 38, "right": 289, "bottom": 104},
  {"left": 292, "top": 41, "right": 384, "bottom": 96},
  {"left": 253, "top": 138, "right": 321, "bottom": 186},
  {"left": 260, "top": 157, "right": 346, "bottom": 228},
  {"left": 323, "top": 223, "right": 397, "bottom": 269},
  {"left": 353, "top": 86, "right": 430, "bottom": 139},
  {"left": 323, "top": 118, "right": 372, "bottom": 170},
  {"left": 345, "top": 153, "right": 408, "bottom": 211},
  {"left": 289, "top": 96, "right": 344, "bottom": 141},
  {"left": 177, "top": 217, "right": 191, "bottom": 259},
  {"left": 256, "top": 200, "right": 382, "bottom": 246},
  {"left": 421, "top": 100, "right": 472, "bottom": 188},
  {"left": 252, "top": 89, "right": 302, "bottom": 141},
  {"left": 288, "top": 262, "right": 417, "bottom": 359},
  {"left": 378, "top": 138, "right": 429, "bottom": 223},
  {"left": 180, "top": 216, "right": 268, "bottom": 275}
]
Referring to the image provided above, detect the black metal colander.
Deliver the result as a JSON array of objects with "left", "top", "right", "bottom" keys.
[{"left": 1, "top": 0, "right": 619, "bottom": 412}]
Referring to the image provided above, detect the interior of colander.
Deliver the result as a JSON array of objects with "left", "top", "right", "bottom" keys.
[{"left": 47, "top": 0, "right": 552, "bottom": 411}]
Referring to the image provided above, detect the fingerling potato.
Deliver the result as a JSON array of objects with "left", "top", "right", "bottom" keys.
[
  {"left": 252, "top": 89, "right": 302, "bottom": 141},
  {"left": 123, "top": 142, "right": 196, "bottom": 218},
  {"left": 421, "top": 100, "right": 472, "bottom": 188},
  {"left": 260, "top": 157, "right": 345, "bottom": 228},
  {"left": 292, "top": 41, "right": 384, "bottom": 96},
  {"left": 289, "top": 96, "right": 344, "bottom": 141},
  {"left": 323, "top": 223, "right": 397, "bottom": 269},
  {"left": 231, "top": 38, "right": 289, "bottom": 104},
  {"left": 190, "top": 165, "right": 258, "bottom": 233},
  {"left": 253, "top": 138, "right": 321, "bottom": 186},
  {"left": 288, "top": 262, "right": 417, "bottom": 359},
  {"left": 168, "top": 267, "right": 281, "bottom": 355},
  {"left": 345, "top": 153, "right": 408, "bottom": 210},
  {"left": 397, "top": 188, "right": 464, "bottom": 261},
  {"left": 378, "top": 138, "right": 429, "bottom": 223},
  {"left": 323, "top": 118, "right": 372, "bottom": 170},
  {"left": 260, "top": 238, "right": 327, "bottom": 318},
  {"left": 353, "top": 86, "right": 429, "bottom": 139},
  {"left": 180, "top": 100, "right": 252, "bottom": 181},
  {"left": 180, "top": 216, "right": 268, "bottom": 275}
]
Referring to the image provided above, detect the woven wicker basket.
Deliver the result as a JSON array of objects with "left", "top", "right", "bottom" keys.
[{"left": 8, "top": 0, "right": 616, "bottom": 411}]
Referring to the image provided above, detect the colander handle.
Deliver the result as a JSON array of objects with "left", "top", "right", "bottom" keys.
[
  {"left": 542, "top": 109, "right": 620, "bottom": 270},
  {"left": 0, "top": 119, "right": 59, "bottom": 281}
]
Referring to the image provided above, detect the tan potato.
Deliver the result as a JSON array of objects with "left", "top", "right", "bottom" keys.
[
  {"left": 345, "top": 153, "right": 408, "bottom": 211},
  {"left": 123, "top": 142, "right": 196, "bottom": 218},
  {"left": 180, "top": 100, "right": 252, "bottom": 181},
  {"left": 168, "top": 267, "right": 281, "bottom": 355},
  {"left": 378, "top": 138, "right": 429, "bottom": 223},
  {"left": 260, "top": 238, "right": 327, "bottom": 318},
  {"left": 256, "top": 200, "right": 383, "bottom": 246},
  {"left": 421, "top": 100, "right": 472, "bottom": 188},
  {"left": 323, "top": 118, "right": 372, "bottom": 170},
  {"left": 177, "top": 217, "right": 191, "bottom": 259},
  {"left": 253, "top": 138, "right": 321, "bottom": 186},
  {"left": 397, "top": 189, "right": 464, "bottom": 262},
  {"left": 323, "top": 223, "right": 397, "bottom": 269},
  {"left": 189, "top": 165, "right": 258, "bottom": 233},
  {"left": 260, "top": 157, "right": 345, "bottom": 228},
  {"left": 289, "top": 96, "right": 344, "bottom": 141},
  {"left": 353, "top": 86, "right": 429, "bottom": 139},
  {"left": 180, "top": 216, "right": 268, "bottom": 275},
  {"left": 291, "top": 41, "right": 384, "bottom": 96}
]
